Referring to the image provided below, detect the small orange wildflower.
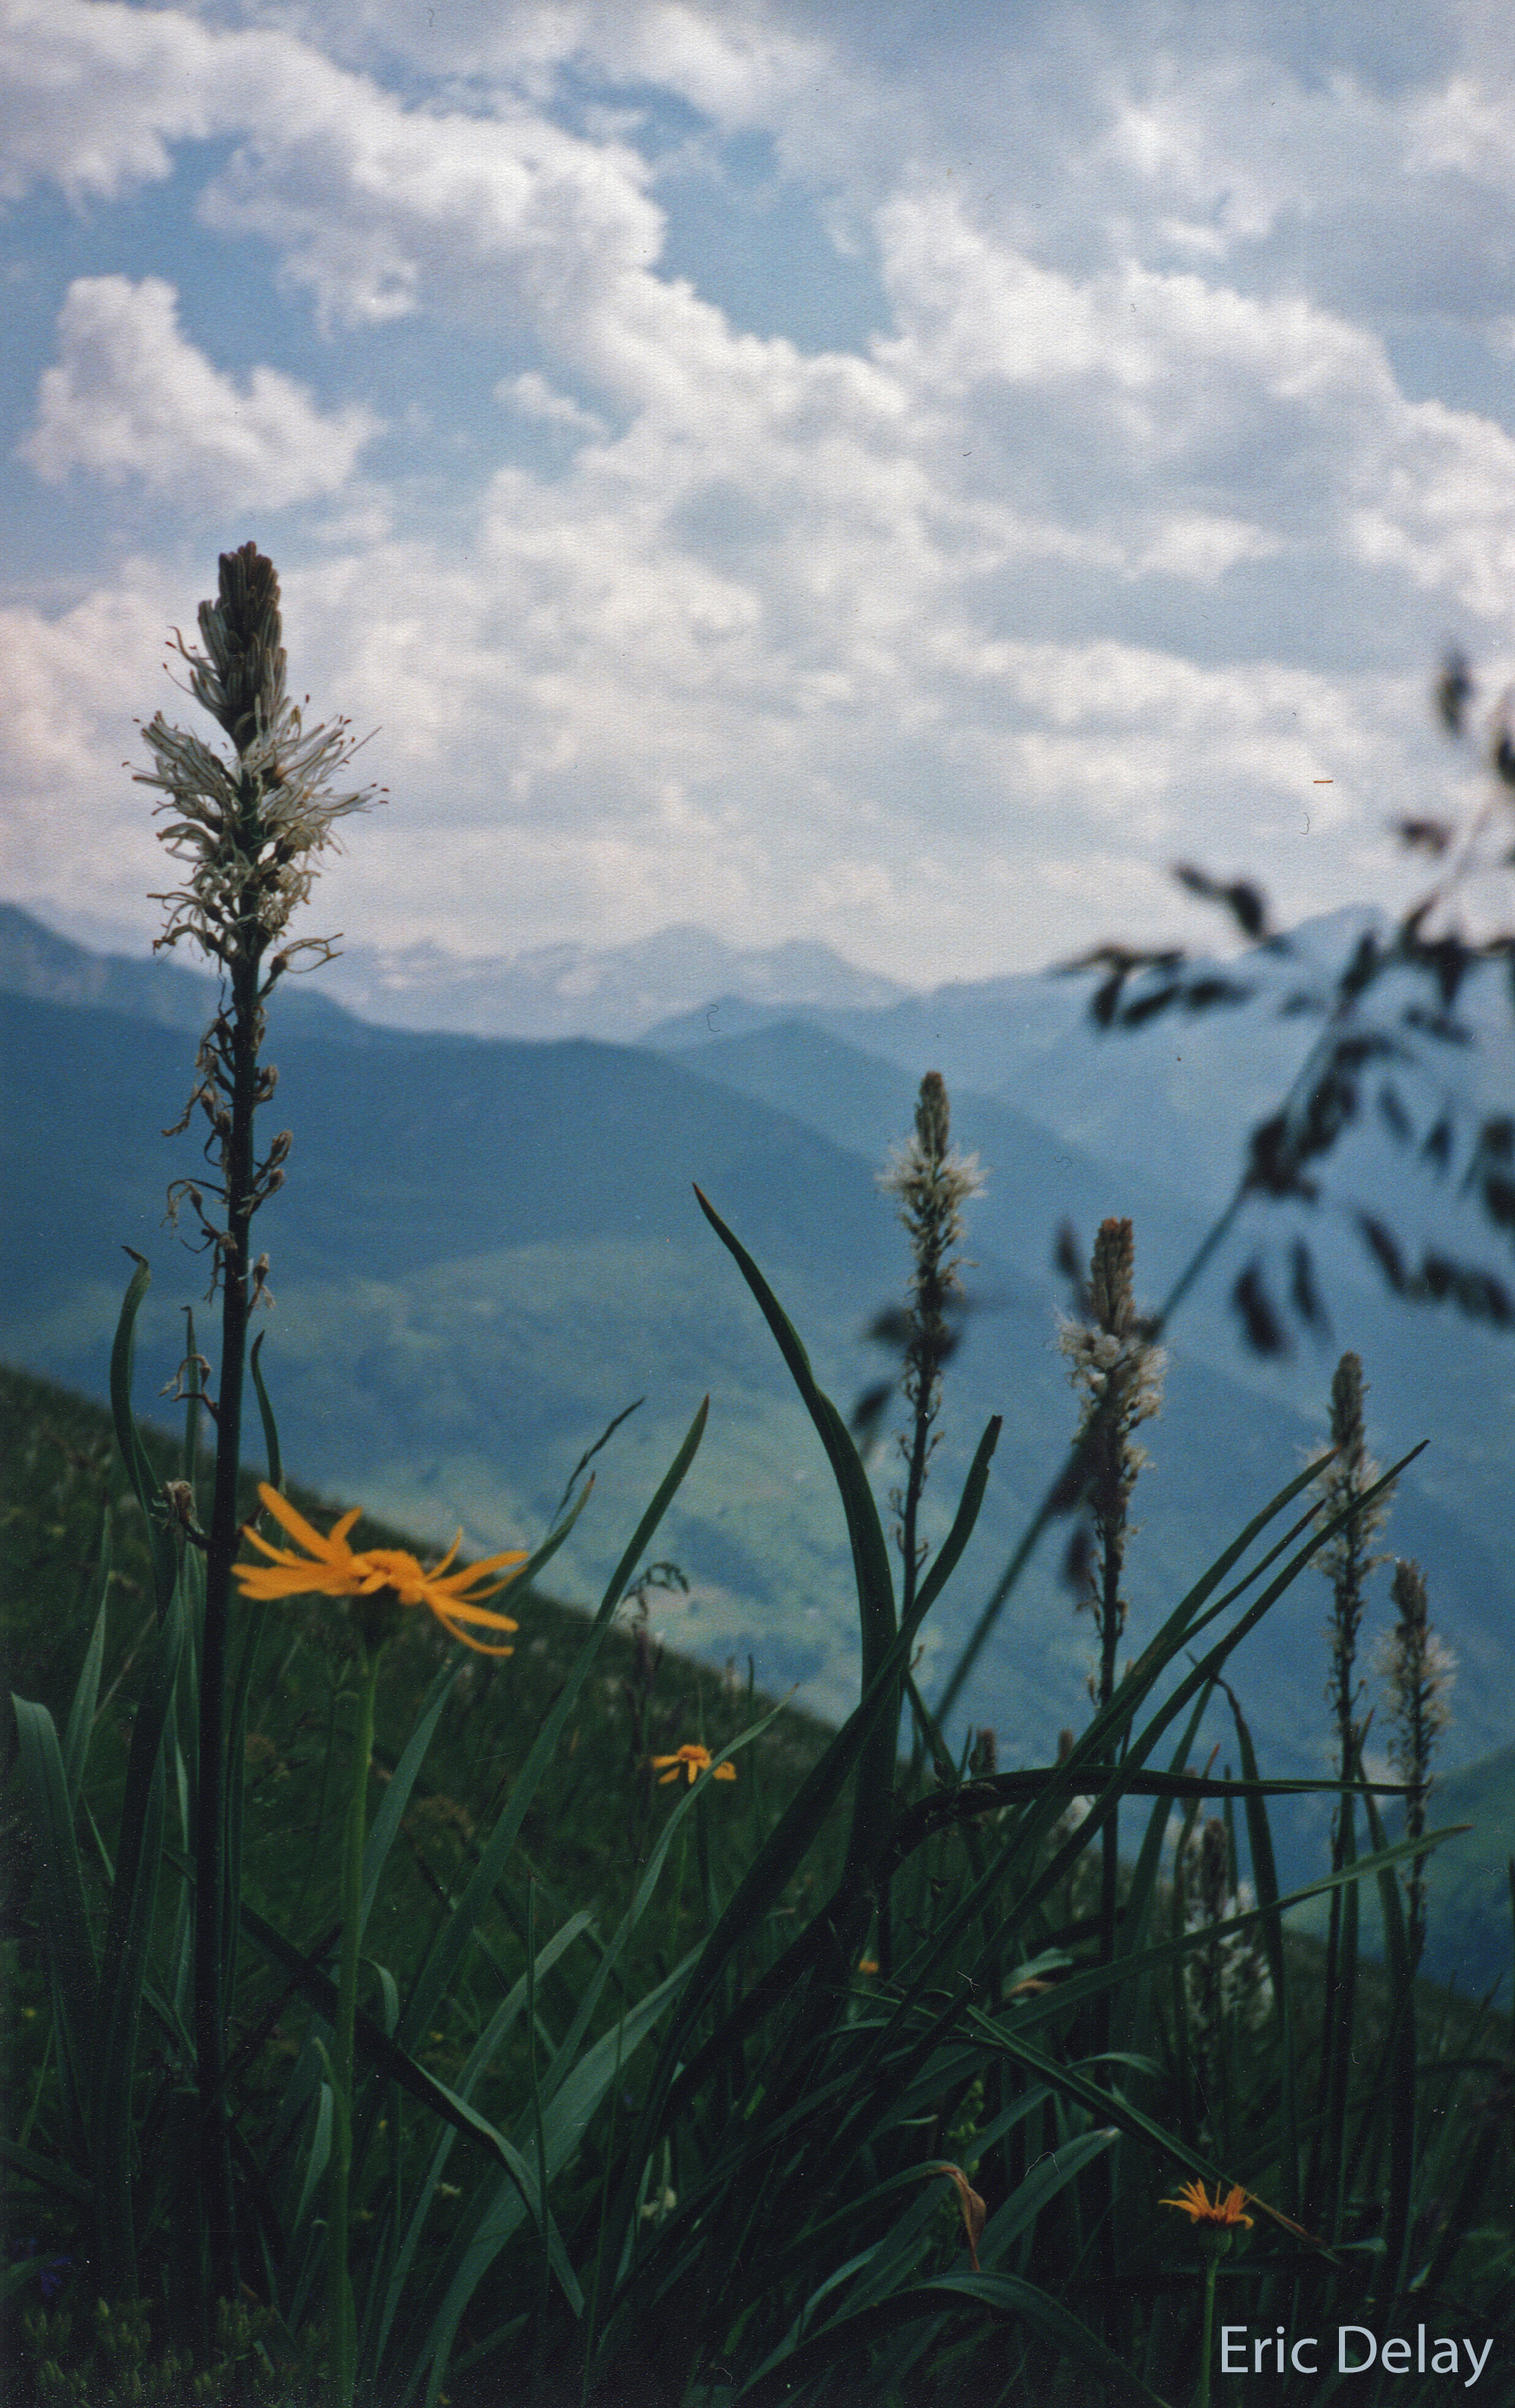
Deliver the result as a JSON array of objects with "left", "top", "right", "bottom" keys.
[
  {"left": 236, "top": 1483, "right": 528, "bottom": 1654},
  {"left": 1161, "top": 2178, "right": 1253, "bottom": 2231},
  {"left": 650, "top": 1744, "right": 737, "bottom": 1786}
]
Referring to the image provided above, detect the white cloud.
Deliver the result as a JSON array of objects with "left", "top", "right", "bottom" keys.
[
  {"left": 0, "top": 565, "right": 183, "bottom": 913},
  {"left": 500, "top": 371, "right": 609, "bottom": 437},
  {"left": 1, "top": 1, "right": 1514, "bottom": 984},
  {"left": 19, "top": 277, "right": 380, "bottom": 510}
]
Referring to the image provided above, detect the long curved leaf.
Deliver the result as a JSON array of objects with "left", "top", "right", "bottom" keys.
[
  {"left": 696, "top": 1187, "right": 909, "bottom": 1914},
  {"left": 108, "top": 1253, "right": 177, "bottom": 1616},
  {"left": 736, "top": 2267, "right": 1170, "bottom": 2408}
]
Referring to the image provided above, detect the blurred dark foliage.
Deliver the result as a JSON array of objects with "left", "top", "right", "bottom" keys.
[{"left": 1067, "top": 653, "right": 1515, "bottom": 1354}]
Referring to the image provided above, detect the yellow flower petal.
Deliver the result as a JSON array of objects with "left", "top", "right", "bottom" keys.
[
  {"left": 234, "top": 1483, "right": 531, "bottom": 1654},
  {"left": 256, "top": 1484, "right": 354, "bottom": 1561},
  {"left": 1161, "top": 2178, "right": 1252, "bottom": 2229}
]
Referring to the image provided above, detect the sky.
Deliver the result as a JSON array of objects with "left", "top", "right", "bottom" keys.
[{"left": 1, "top": 0, "right": 1514, "bottom": 988}]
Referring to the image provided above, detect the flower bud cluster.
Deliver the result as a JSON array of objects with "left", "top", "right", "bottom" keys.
[
  {"left": 1058, "top": 1219, "right": 1164, "bottom": 1665},
  {"left": 137, "top": 544, "right": 376, "bottom": 976}
]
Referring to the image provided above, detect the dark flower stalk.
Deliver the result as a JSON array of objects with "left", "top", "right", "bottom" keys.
[
  {"left": 1308, "top": 1350, "right": 1393, "bottom": 2227},
  {"left": 1060, "top": 1219, "right": 1164, "bottom": 1988},
  {"left": 1380, "top": 1558, "right": 1454, "bottom": 1969},
  {"left": 1315, "top": 1354, "right": 1392, "bottom": 1805},
  {"left": 879, "top": 1071, "right": 982, "bottom": 1623},
  {"left": 1058, "top": 1216, "right": 1162, "bottom": 2348},
  {"left": 1059, "top": 1218, "right": 1164, "bottom": 1720},
  {"left": 137, "top": 544, "right": 373, "bottom": 2316}
]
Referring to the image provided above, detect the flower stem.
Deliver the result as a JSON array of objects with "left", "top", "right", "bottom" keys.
[
  {"left": 195, "top": 932, "right": 263, "bottom": 2319},
  {"left": 1194, "top": 2248, "right": 1218, "bottom": 2408},
  {"left": 330, "top": 1645, "right": 381, "bottom": 2408}
]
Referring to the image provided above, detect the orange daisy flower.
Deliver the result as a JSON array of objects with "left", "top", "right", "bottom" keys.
[
  {"left": 236, "top": 1482, "right": 528, "bottom": 1655},
  {"left": 1161, "top": 2178, "right": 1253, "bottom": 2231},
  {"left": 650, "top": 1743, "right": 737, "bottom": 1786}
]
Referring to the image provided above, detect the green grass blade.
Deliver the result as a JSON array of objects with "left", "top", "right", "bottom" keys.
[
  {"left": 735, "top": 2269, "right": 1170, "bottom": 2408},
  {"left": 12, "top": 1695, "right": 97, "bottom": 2163},
  {"left": 1111, "top": 1688, "right": 1214, "bottom": 2059},
  {"left": 980, "top": 1452, "right": 1421, "bottom": 1969},
  {"left": 236, "top": 1892, "right": 631, "bottom": 2239},
  {"left": 638, "top": 1411, "right": 1004, "bottom": 2165},
  {"left": 976, "top": 1823, "right": 1458, "bottom": 2049},
  {"left": 248, "top": 1328, "right": 283, "bottom": 1489},
  {"left": 910, "top": 1414, "right": 1003, "bottom": 1623},
  {"left": 90, "top": 1577, "right": 184, "bottom": 2295},
  {"left": 392, "top": 1955, "right": 696, "bottom": 2404},
  {"left": 909, "top": 1458, "right": 1367, "bottom": 2008},
  {"left": 359, "top": 1654, "right": 465, "bottom": 1935},
  {"left": 694, "top": 1188, "right": 901, "bottom": 1890},
  {"left": 537, "top": 1700, "right": 789, "bottom": 2121},
  {"left": 980, "top": 2123, "right": 1118, "bottom": 2257},
  {"left": 610, "top": 1562, "right": 970, "bottom": 2230},
  {"left": 375, "top": 1911, "right": 595, "bottom": 2366},
  {"left": 62, "top": 1516, "right": 111, "bottom": 1808},
  {"left": 108, "top": 1252, "right": 178, "bottom": 1616},
  {"left": 393, "top": 1397, "right": 707, "bottom": 2062},
  {"left": 1358, "top": 1778, "right": 1417, "bottom": 2296},
  {"left": 1215, "top": 1673, "right": 1299, "bottom": 2216},
  {"left": 291, "top": 2080, "right": 335, "bottom": 2249},
  {"left": 0, "top": 2137, "right": 94, "bottom": 2207}
]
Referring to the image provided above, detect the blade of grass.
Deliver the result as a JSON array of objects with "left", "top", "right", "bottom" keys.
[
  {"left": 1214, "top": 1673, "right": 1299, "bottom": 2218},
  {"left": 1357, "top": 1776, "right": 1417, "bottom": 2298},
  {"left": 109, "top": 1252, "right": 178, "bottom": 1617},
  {"left": 392, "top": 1399, "right": 706, "bottom": 2066},
  {"left": 12, "top": 1697, "right": 97, "bottom": 2166},
  {"left": 694, "top": 1188, "right": 900, "bottom": 1902},
  {"left": 390, "top": 1953, "right": 697, "bottom": 2405},
  {"left": 735, "top": 2269, "right": 1172, "bottom": 2408},
  {"left": 62, "top": 1517, "right": 110, "bottom": 1809},
  {"left": 91, "top": 1576, "right": 186, "bottom": 2296},
  {"left": 647, "top": 1411, "right": 1003, "bottom": 2145},
  {"left": 374, "top": 1912, "right": 595, "bottom": 2367}
]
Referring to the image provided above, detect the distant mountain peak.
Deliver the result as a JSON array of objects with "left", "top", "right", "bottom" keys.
[
  {"left": 0, "top": 900, "right": 357, "bottom": 1038},
  {"left": 310, "top": 925, "right": 913, "bottom": 1040}
]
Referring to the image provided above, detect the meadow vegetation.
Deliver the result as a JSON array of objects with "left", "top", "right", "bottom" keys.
[{"left": 3, "top": 552, "right": 1513, "bottom": 2406}]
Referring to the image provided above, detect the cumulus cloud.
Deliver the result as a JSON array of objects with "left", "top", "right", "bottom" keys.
[
  {"left": 0, "top": 565, "right": 183, "bottom": 908},
  {"left": 19, "top": 277, "right": 380, "bottom": 511},
  {"left": 1, "top": 1, "right": 1512, "bottom": 979},
  {"left": 500, "top": 371, "right": 609, "bottom": 437}
]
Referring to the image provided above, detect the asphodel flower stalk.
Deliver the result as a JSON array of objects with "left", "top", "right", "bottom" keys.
[
  {"left": 137, "top": 545, "right": 376, "bottom": 2320},
  {"left": 1379, "top": 1556, "right": 1454, "bottom": 1967},
  {"left": 1058, "top": 1216, "right": 1164, "bottom": 2352},
  {"left": 1308, "top": 1351, "right": 1393, "bottom": 2228},
  {"left": 1314, "top": 1353, "right": 1393, "bottom": 1808},
  {"left": 879, "top": 1071, "right": 983, "bottom": 1619},
  {"left": 1058, "top": 1216, "right": 1165, "bottom": 1715}
]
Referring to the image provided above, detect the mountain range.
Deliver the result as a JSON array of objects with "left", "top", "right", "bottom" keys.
[
  {"left": 2, "top": 899, "right": 1512, "bottom": 1993},
  {"left": 0, "top": 905, "right": 909, "bottom": 1046}
]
